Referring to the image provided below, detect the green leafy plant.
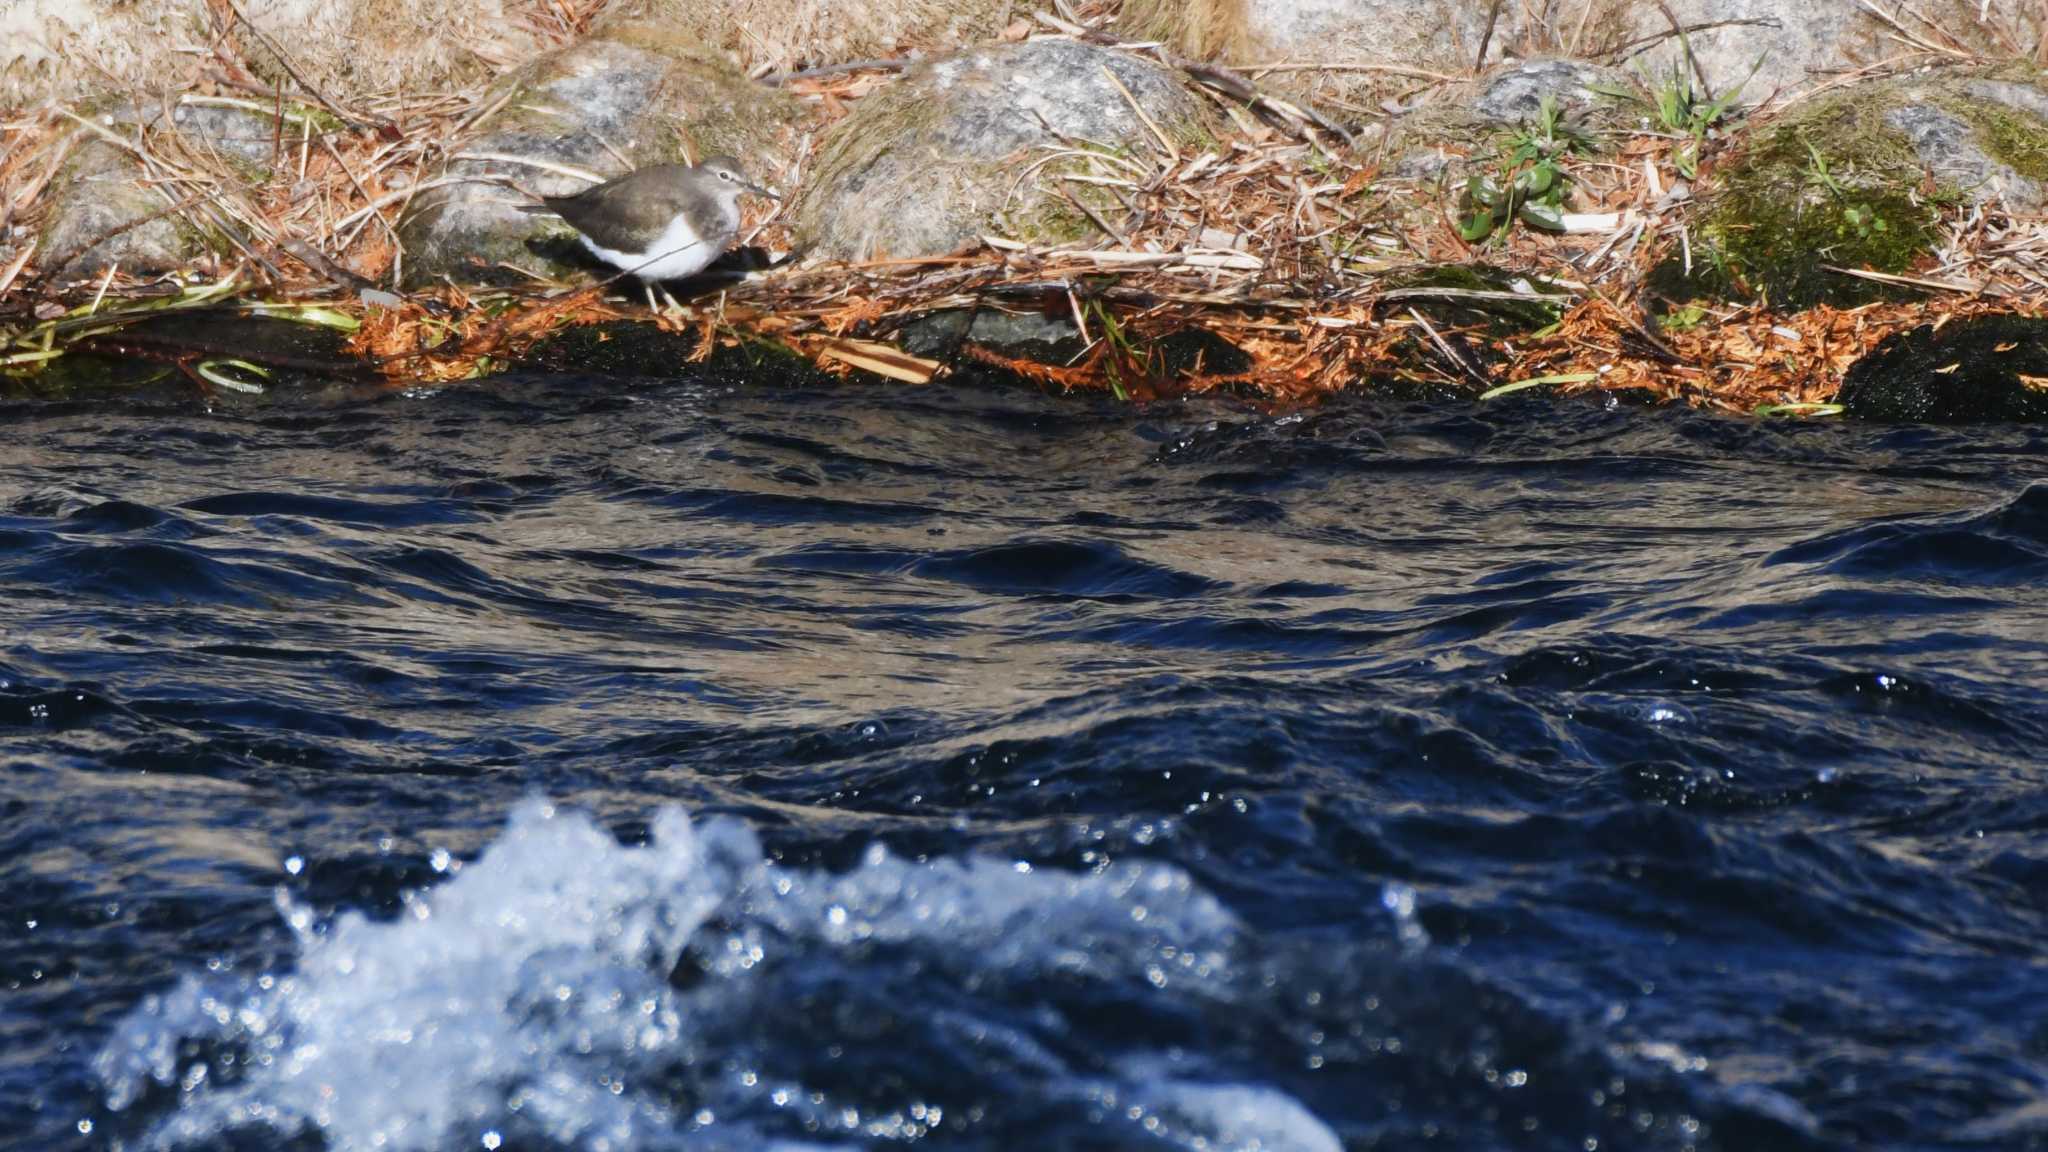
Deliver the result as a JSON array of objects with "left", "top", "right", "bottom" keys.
[
  {"left": 1457, "top": 95, "right": 1583, "bottom": 243},
  {"left": 1604, "top": 44, "right": 1760, "bottom": 180},
  {"left": 1803, "top": 140, "right": 1893, "bottom": 240}
]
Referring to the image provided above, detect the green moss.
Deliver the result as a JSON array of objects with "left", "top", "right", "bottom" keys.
[
  {"left": 1697, "top": 88, "right": 1941, "bottom": 307},
  {"left": 801, "top": 81, "right": 952, "bottom": 205},
  {"left": 1938, "top": 92, "right": 2048, "bottom": 183}
]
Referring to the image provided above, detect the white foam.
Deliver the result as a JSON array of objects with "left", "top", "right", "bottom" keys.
[{"left": 97, "top": 798, "right": 1337, "bottom": 1152}]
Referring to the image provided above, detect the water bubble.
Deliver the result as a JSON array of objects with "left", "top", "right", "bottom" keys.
[
  {"left": 1381, "top": 883, "right": 1430, "bottom": 953},
  {"left": 283, "top": 856, "right": 303, "bottom": 876}
]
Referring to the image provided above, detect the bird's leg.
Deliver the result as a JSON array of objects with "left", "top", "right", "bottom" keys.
[
  {"left": 657, "top": 284, "right": 684, "bottom": 317},
  {"left": 642, "top": 283, "right": 659, "bottom": 314}
]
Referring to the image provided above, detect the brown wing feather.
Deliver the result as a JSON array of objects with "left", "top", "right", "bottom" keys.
[{"left": 539, "top": 165, "right": 699, "bottom": 249}]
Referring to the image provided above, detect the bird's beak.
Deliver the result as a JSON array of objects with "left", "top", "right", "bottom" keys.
[{"left": 746, "top": 180, "right": 781, "bottom": 201}]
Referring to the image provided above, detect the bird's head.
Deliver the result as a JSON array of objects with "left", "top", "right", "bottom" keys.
[{"left": 697, "top": 156, "right": 778, "bottom": 203}]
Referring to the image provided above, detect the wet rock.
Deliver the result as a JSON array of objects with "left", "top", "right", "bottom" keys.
[
  {"left": 1885, "top": 102, "right": 2042, "bottom": 210},
  {"left": 897, "top": 308, "right": 1084, "bottom": 363},
  {"left": 398, "top": 29, "right": 798, "bottom": 286},
  {"left": 1680, "top": 74, "right": 2048, "bottom": 307},
  {"left": 1837, "top": 314, "right": 2048, "bottom": 423},
  {"left": 792, "top": 39, "right": 1207, "bottom": 261}
]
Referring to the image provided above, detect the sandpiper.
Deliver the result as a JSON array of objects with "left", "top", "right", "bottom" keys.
[{"left": 524, "top": 157, "right": 776, "bottom": 282}]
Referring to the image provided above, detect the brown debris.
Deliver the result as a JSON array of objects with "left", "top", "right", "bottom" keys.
[{"left": 4, "top": 3, "right": 2048, "bottom": 413}]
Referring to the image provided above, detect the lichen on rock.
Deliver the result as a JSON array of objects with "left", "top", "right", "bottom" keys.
[{"left": 792, "top": 39, "right": 1208, "bottom": 261}]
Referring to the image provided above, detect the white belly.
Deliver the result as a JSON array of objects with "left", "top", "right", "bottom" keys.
[{"left": 580, "top": 215, "right": 721, "bottom": 281}]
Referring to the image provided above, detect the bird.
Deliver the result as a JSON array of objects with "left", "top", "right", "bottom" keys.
[{"left": 520, "top": 157, "right": 777, "bottom": 282}]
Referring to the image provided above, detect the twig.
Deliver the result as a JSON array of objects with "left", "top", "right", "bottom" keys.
[
  {"left": 1100, "top": 63, "right": 1179, "bottom": 165},
  {"left": 759, "top": 58, "right": 913, "bottom": 85},
  {"left": 1477, "top": 0, "right": 1503, "bottom": 71},
  {"left": 1061, "top": 185, "right": 1128, "bottom": 245},
  {"left": 1822, "top": 264, "right": 1985, "bottom": 293},
  {"left": 0, "top": 239, "right": 37, "bottom": 302}
]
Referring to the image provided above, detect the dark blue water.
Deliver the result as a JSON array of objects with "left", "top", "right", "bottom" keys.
[{"left": 2, "top": 375, "right": 2046, "bottom": 1152}]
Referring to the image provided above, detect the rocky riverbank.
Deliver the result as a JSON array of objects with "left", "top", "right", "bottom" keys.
[{"left": 6, "top": 0, "right": 2048, "bottom": 419}]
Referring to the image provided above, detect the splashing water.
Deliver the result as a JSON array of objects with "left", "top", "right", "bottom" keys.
[{"left": 94, "top": 798, "right": 1334, "bottom": 1152}]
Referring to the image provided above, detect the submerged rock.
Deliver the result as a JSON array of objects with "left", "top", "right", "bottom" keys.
[
  {"left": 792, "top": 39, "right": 1207, "bottom": 260},
  {"left": 1837, "top": 314, "right": 2048, "bottom": 423},
  {"left": 398, "top": 28, "right": 797, "bottom": 286}
]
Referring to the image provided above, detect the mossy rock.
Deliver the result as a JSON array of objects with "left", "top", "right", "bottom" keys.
[
  {"left": 1837, "top": 314, "right": 2048, "bottom": 423},
  {"left": 398, "top": 31, "right": 800, "bottom": 286},
  {"left": 793, "top": 39, "right": 1211, "bottom": 260},
  {"left": 1684, "top": 72, "right": 2048, "bottom": 308}
]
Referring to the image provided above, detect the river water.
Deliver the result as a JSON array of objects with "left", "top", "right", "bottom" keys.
[{"left": 1, "top": 372, "right": 2044, "bottom": 1151}]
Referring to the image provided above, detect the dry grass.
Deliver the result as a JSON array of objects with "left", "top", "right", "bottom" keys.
[
  {"left": 0, "top": 0, "right": 605, "bottom": 110},
  {"left": 1117, "top": 0, "right": 1257, "bottom": 62},
  {"left": 597, "top": 0, "right": 1016, "bottom": 75}
]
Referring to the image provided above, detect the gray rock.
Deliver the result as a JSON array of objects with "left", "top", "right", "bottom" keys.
[
  {"left": 897, "top": 307, "right": 1082, "bottom": 361},
  {"left": 794, "top": 39, "right": 1206, "bottom": 261},
  {"left": 39, "top": 139, "right": 204, "bottom": 282},
  {"left": 35, "top": 97, "right": 294, "bottom": 283},
  {"left": 1886, "top": 101, "right": 2041, "bottom": 211},
  {"left": 1473, "top": 58, "right": 1633, "bottom": 124},
  {"left": 398, "top": 29, "right": 797, "bottom": 286},
  {"left": 1618, "top": 0, "right": 2040, "bottom": 103},
  {"left": 1966, "top": 78, "right": 2048, "bottom": 124},
  {"left": 1620, "top": 0, "right": 1862, "bottom": 101},
  {"left": 1248, "top": 0, "right": 1508, "bottom": 72}
]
